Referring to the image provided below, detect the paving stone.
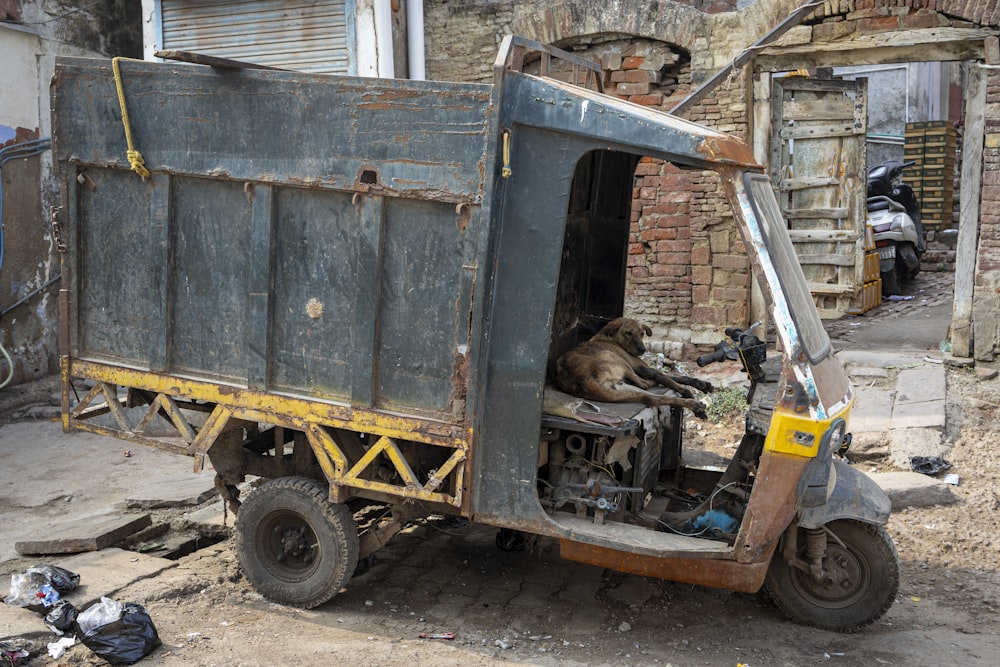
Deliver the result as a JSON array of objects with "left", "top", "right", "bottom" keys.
[
  {"left": 894, "top": 364, "right": 946, "bottom": 405},
  {"left": 177, "top": 501, "right": 232, "bottom": 538},
  {"left": 0, "top": 549, "right": 176, "bottom": 640},
  {"left": 850, "top": 386, "right": 893, "bottom": 434},
  {"left": 889, "top": 428, "right": 947, "bottom": 469},
  {"left": 14, "top": 513, "right": 152, "bottom": 556},
  {"left": 890, "top": 399, "right": 946, "bottom": 430},
  {"left": 124, "top": 472, "right": 218, "bottom": 509},
  {"left": 869, "top": 472, "right": 959, "bottom": 510}
]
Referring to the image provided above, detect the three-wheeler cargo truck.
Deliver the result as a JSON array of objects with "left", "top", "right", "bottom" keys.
[{"left": 52, "top": 36, "right": 899, "bottom": 631}]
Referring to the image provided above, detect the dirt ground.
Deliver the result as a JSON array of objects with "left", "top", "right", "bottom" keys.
[{"left": 5, "top": 272, "right": 1000, "bottom": 666}]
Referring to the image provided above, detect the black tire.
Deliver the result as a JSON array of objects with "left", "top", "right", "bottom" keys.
[
  {"left": 881, "top": 264, "right": 902, "bottom": 297},
  {"left": 764, "top": 520, "right": 899, "bottom": 632},
  {"left": 234, "top": 476, "right": 359, "bottom": 609},
  {"left": 898, "top": 241, "right": 921, "bottom": 280}
]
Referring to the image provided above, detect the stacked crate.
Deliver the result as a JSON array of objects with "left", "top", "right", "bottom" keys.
[
  {"left": 903, "top": 121, "right": 957, "bottom": 230},
  {"left": 848, "top": 225, "right": 882, "bottom": 315}
]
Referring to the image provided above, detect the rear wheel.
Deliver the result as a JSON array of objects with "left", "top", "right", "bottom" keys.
[
  {"left": 881, "top": 262, "right": 903, "bottom": 296},
  {"left": 235, "top": 476, "right": 359, "bottom": 608},
  {"left": 764, "top": 520, "right": 899, "bottom": 632}
]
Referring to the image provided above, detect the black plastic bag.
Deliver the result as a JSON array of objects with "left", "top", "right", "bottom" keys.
[
  {"left": 44, "top": 599, "right": 79, "bottom": 635},
  {"left": 78, "top": 602, "right": 161, "bottom": 665},
  {"left": 27, "top": 565, "right": 80, "bottom": 594},
  {"left": 910, "top": 455, "right": 952, "bottom": 476}
]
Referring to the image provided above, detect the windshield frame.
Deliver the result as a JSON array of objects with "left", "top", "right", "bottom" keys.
[{"left": 739, "top": 173, "right": 833, "bottom": 364}]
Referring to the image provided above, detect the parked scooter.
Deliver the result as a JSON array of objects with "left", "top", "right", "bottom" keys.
[{"left": 866, "top": 159, "right": 925, "bottom": 296}]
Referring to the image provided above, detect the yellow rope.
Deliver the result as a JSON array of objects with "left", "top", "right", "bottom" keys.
[
  {"left": 501, "top": 129, "right": 512, "bottom": 179},
  {"left": 112, "top": 57, "right": 151, "bottom": 180}
]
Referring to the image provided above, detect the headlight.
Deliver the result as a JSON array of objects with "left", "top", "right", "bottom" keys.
[{"left": 890, "top": 214, "right": 904, "bottom": 231}]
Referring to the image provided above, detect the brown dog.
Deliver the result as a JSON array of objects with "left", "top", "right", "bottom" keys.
[{"left": 555, "top": 318, "right": 713, "bottom": 418}]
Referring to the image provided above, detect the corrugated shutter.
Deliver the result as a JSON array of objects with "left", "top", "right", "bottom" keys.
[{"left": 160, "top": 0, "right": 351, "bottom": 74}]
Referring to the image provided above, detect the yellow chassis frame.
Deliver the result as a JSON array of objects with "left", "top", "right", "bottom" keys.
[{"left": 63, "top": 358, "right": 470, "bottom": 509}]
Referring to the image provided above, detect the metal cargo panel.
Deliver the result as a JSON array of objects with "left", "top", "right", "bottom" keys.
[
  {"left": 77, "top": 169, "right": 160, "bottom": 365},
  {"left": 170, "top": 176, "right": 253, "bottom": 380},
  {"left": 54, "top": 57, "right": 493, "bottom": 425},
  {"left": 376, "top": 197, "right": 474, "bottom": 415},
  {"left": 270, "top": 187, "right": 358, "bottom": 400},
  {"left": 159, "top": 0, "right": 353, "bottom": 74}
]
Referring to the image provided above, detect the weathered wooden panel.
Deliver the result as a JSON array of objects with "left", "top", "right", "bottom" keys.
[
  {"left": 169, "top": 177, "right": 253, "bottom": 380},
  {"left": 78, "top": 168, "right": 160, "bottom": 364},
  {"left": 770, "top": 77, "right": 867, "bottom": 318}
]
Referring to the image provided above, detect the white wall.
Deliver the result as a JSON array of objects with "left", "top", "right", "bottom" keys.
[{"left": 0, "top": 25, "right": 41, "bottom": 138}]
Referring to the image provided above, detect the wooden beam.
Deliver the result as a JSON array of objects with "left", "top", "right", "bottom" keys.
[
  {"left": 952, "top": 63, "right": 986, "bottom": 358},
  {"left": 756, "top": 28, "right": 996, "bottom": 71},
  {"left": 671, "top": 0, "right": 824, "bottom": 116}
]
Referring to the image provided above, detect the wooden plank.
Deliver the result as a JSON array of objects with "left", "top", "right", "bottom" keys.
[
  {"left": 779, "top": 177, "right": 841, "bottom": 190},
  {"left": 15, "top": 513, "right": 152, "bottom": 555},
  {"left": 780, "top": 98, "right": 854, "bottom": 122},
  {"left": 805, "top": 282, "right": 856, "bottom": 296},
  {"left": 756, "top": 28, "right": 993, "bottom": 71},
  {"left": 783, "top": 208, "right": 849, "bottom": 220},
  {"left": 787, "top": 229, "right": 857, "bottom": 242},
  {"left": 795, "top": 253, "right": 856, "bottom": 267},
  {"left": 779, "top": 124, "right": 859, "bottom": 140},
  {"left": 953, "top": 63, "right": 986, "bottom": 358}
]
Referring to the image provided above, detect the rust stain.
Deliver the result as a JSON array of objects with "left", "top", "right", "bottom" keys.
[
  {"left": 734, "top": 450, "right": 809, "bottom": 563},
  {"left": 559, "top": 540, "right": 771, "bottom": 593},
  {"left": 698, "top": 134, "right": 761, "bottom": 168}
]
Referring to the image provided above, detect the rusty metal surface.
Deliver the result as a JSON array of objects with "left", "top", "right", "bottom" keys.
[
  {"left": 559, "top": 540, "right": 771, "bottom": 593},
  {"left": 734, "top": 450, "right": 810, "bottom": 564},
  {"left": 52, "top": 58, "right": 492, "bottom": 203}
]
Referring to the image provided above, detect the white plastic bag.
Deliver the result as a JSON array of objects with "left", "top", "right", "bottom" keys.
[{"left": 76, "top": 597, "right": 124, "bottom": 635}]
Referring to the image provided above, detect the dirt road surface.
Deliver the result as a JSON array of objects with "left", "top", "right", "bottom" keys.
[{"left": 3, "top": 271, "right": 1000, "bottom": 666}]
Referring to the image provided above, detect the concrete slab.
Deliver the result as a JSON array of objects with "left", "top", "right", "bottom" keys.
[
  {"left": 15, "top": 513, "right": 152, "bottom": 556},
  {"left": 890, "top": 428, "right": 947, "bottom": 469},
  {"left": 837, "top": 350, "right": 926, "bottom": 369},
  {"left": 894, "top": 364, "right": 946, "bottom": 405},
  {"left": 891, "top": 399, "right": 947, "bottom": 430},
  {"left": 850, "top": 386, "right": 893, "bottom": 434},
  {"left": 177, "top": 501, "right": 231, "bottom": 538},
  {"left": 869, "top": 472, "right": 959, "bottom": 510},
  {"left": 0, "top": 549, "right": 176, "bottom": 640},
  {"left": 123, "top": 472, "right": 218, "bottom": 509},
  {"left": 848, "top": 366, "right": 890, "bottom": 379}
]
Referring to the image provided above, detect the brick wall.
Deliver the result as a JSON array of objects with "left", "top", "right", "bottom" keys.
[
  {"left": 422, "top": 0, "right": 1000, "bottom": 358},
  {"left": 976, "top": 69, "right": 1000, "bottom": 358}
]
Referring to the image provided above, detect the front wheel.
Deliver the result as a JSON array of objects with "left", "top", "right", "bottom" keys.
[
  {"left": 234, "top": 476, "right": 359, "bottom": 608},
  {"left": 764, "top": 520, "right": 899, "bottom": 632}
]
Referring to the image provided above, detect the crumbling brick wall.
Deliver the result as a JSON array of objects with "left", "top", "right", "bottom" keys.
[{"left": 423, "top": 0, "right": 1000, "bottom": 358}]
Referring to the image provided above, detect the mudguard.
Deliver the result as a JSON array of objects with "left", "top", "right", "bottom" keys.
[{"left": 797, "top": 459, "right": 891, "bottom": 529}]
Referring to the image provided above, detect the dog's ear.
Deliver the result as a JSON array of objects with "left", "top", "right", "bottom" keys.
[
  {"left": 599, "top": 319, "right": 624, "bottom": 338},
  {"left": 643, "top": 323, "right": 652, "bottom": 337}
]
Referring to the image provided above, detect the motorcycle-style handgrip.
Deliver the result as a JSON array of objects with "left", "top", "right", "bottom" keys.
[
  {"left": 697, "top": 348, "right": 729, "bottom": 367},
  {"left": 724, "top": 327, "right": 743, "bottom": 339}
]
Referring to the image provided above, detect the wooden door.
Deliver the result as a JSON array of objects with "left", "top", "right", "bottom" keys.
[{"left": 770, "top": 77, "right": 868, "bottom": 318}]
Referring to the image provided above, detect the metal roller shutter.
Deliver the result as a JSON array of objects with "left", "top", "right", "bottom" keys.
[{"left": 159, "top": 0, "right": 352, "bottom": 74}]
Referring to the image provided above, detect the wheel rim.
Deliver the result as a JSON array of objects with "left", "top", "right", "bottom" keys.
[
  {"left": 256, "top": 509, "right": 321, "bottom": 583},
  {"left": 788, "top": 541, "right": 870, "bottom": 610}
]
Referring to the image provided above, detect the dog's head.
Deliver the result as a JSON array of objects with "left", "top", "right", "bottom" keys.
[{"left": 597, "top": 318, "right": 653, "bottom": 357}]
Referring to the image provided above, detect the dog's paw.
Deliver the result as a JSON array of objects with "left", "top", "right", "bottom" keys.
[
  {"left": 691, "top": 402, "right": 708, "bottom": 420},
  {"left": 700, "top": 381, "right": 716, "bottom": 393}
]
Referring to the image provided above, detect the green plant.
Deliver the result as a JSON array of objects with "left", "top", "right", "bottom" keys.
[{"left": 704, "top": 386, "right": 747, "bottom": 423}]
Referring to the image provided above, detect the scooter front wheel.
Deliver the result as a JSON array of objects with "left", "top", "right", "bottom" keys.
[{"left": 764, "top": 519, "right": 899, "bottom": 632}]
